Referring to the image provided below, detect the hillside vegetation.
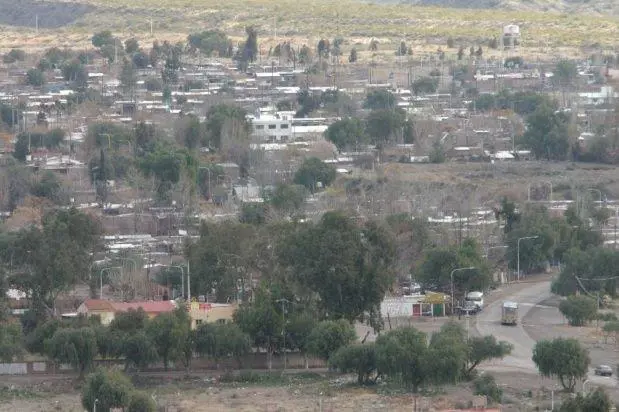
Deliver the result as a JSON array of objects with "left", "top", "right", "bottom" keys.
[{"left": 1, "top": 0, "right": 618, "bottom": 51}]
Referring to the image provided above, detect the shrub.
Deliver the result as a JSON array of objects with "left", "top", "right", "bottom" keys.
[
  {"left": 473, "top": 374, "right": 502, "bottom": 404},
  {"left": 329, "top": 344, "right": 377, "bottom": 384}
]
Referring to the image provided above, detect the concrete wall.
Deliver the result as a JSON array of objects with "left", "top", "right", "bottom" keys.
[{"left": 0, "top": 353, "right": 327, "bottom": 375}]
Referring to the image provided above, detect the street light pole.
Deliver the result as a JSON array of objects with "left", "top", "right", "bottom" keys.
[
  {"left": 517, "top": 236, "right": 539, "bottom": 282},
  {"left": 450, "top": 267, "right": 476, "bottom": 314},
  {"left": 93, "top": 398, "right": 99, "bottom": 412}
]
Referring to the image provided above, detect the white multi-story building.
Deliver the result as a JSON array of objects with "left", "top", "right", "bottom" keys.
[
  {"left": 249, "top": 110, "right": 294, "bottom": 142},
  {"left": 249, "top": 107, "right": 330, "bottom": 143}
]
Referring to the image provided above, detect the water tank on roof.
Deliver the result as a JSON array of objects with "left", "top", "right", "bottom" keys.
[{"left": 503, "top": 24, "right": 520, "bottom": 36}]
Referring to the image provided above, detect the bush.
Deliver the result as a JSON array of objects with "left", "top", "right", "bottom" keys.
[
  {"left": 82, "top": 368, "right": 133, "bottom": 412},
  {"left": 329, "top": 343, "right": 377, "bottom": 385},
  {"left": 473, "top": 374, "right": 502, "bottom": 404},
  {"left": 26, "top": 68, "right": 45, "bottom": 87},
  {"left": 127, "top": 391, "right": 156, "bottom": 412},
  {"left": 306, "top": 319, "right": 356, "bottom": 361},
  {"left": 559, "top": 295, "right": 597, "bottom": 326}
]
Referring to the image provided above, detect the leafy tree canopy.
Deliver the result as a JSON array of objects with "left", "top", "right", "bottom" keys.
[
  {"left": 293, "top": 157, "right": 336, "bottom": 193},
  {"left": 532, "top": 337, "right": 590, "bottom": 391}
]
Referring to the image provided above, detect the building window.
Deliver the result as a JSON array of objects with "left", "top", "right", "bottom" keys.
[
  {"left": 195, "top": 319, "right": 203, "bottom": 325},
  {"left": 281, "top": 135, "right": 289, "bottom": 141},
  {"left": 255, "top": 125, "right": 264, "bottom": 130},
  {"left": 280, "top": 124, "right": 289, "bottom": 129},
  {"left": 216, "top": 319, "right": 226, "bottom": 324},
  {"left": 268, "top": 124, "right": 277, "bottom": 129}
]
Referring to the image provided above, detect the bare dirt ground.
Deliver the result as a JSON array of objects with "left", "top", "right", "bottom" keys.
[{"left": 0, "top": 372, "right": 553, "bottom": 412}]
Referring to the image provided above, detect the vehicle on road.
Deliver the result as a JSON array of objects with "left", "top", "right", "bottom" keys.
[
  {"left": 465, "top": 291, "right": 484, "bottom": 311},
  {"left": 594, "top": 365, "right": 613, "bottom": 377},
  {"left": 458, "top": 300, "right": 479, "bottom": 316},
  {"left": 501, "top": 301, "right": 518, "bottom": 325}
]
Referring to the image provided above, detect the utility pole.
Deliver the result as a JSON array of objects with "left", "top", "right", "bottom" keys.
[
  {"left": 187, "top": 260, "right": 191, "bottom": 302},
  {"left": 276, "top": 298, "right": 291, "bottom": 370}
]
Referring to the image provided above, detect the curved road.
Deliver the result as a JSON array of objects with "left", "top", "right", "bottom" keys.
[
  {"left": 476, "top": 281, "right": 552, "bottom": 371},
  {"left": 476, "top": 280, "right": 617, "bottom": 390}
]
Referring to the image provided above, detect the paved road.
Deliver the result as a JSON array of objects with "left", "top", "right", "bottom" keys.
[
  {"left": 476, "top": 280, "right": 552, "bottom": 371},
  {"left": 476, "top": 281, "right": 618, "bottom": 391}
]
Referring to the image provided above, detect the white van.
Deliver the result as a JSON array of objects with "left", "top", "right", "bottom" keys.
[{"left": 465, "top": 291, "right": 484, "bottom": 311}]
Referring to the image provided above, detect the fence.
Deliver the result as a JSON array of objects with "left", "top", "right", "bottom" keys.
[{"left": 0, "top": 353, "right": 327, "bottom": 375}]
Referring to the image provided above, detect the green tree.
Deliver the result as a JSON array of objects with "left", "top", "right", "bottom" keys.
[
  {"left": 31, "top": 171, "right": 64, "bottom": 204},
  {"left": 187, "top": 31, "right": 232, "bottom": 57},
  {"left": 233, "top": 286, "right": 283, "bottom": 369},
  {"left": 47, "top": 327, "right": 98, "bottom": 378},
  {"left": 81, "top": 368, "right": 133, "bottom": 412},
  {"left": 121, "top": 331, "right": 158, "bottom": 372},
  {"left": 124, "top": 38, "right": 140, "bottom": 54},
  {"left": 134, "top": 121, "right": 157, "bottom": 155},
  {"left": 0, "top": 323, "right": 24, "bottom": 362},
  {"left": 554, "top": 60, "right": 578, "bottom": 89},
  {"left": 552, "top": 247, "right": 617, "bottom": 296},
  {"left": 239, "top": 202, "right": 267, "bottom": 225},
  {"left": 466, "top": 335, "right": 513, "bottom": 376},
  {"left": 194, "top": 322, "right": 250, "bottom": 365},
  {"left": 127, "top": 391, "right": 157, "bottom": 412},
  {"left": 306, "top": 319, "right": 356, "bottom": 361},
  {"left": 558, "top": 387, "right": 611, "bottom": 412},
  {"left": 520, "top": 104, "right": 570, "bottom": 161},
  {"left": 25, "top": 68, "right": 45, "bottom": 86},
  {"left": 348, "top": 48, "right": 358, "bottom": 63},
  {"left": 61, "top": 60, "right": 88, "bottom": 88},
  {"left": 204, "top": 104, "right": 251, "bottom": 150},
  {"left": 375, "top": 327, "right": 428, "bottom": 392},
  {"left": 92, "top": 31, "right": 114, "bottom": 48},
  {"left": 429, "top": 139, "right": 445, "bottom": 163},
  {"left": 186, "top": 221, "right": 256, "bottom": 302},
  {"left": 412, "top": 77, "right": 438, "bottom": 95},
  {"left": 146, "top": 308, "right": 191, "bottom": 371},
  {"left": 532, "top": 338, "right": 590, "bottom": 391},
  {"left": 120, "top": 58, "right": 137, "bottom": 95},
  {"left": 559, "top": 295, "right": 598, "bottom": 326},
  {"left": 329, "top": 343, "right": 377, "bottom": 384},
  {"left": 417, "top": 238, "right": 491, "bottom": 296},
  {"left": 427, "top": 322, "right": 469, "bottom": 384},
  {"left": 6, "top": 208, "right": 101, "bottom": 317},
  {"left": 293, "top": 157, "right": 336, "bottom": 193},
  {"left": 325, "top": 117, "right": 366, "bottom": 152},
  {"left": 265, "top": 184, "right": 307, "bottom": 217},
  {"left": 139, "top": 147, "right": 187, "bottom": 201},
  {"left": 280, "top": 212, "right": 396, "bottom": 330},
  {"left": 365, "top": 109, "right": 406, "bottom": 149},
  {"left": 109, "top": 308, "right": 148, "bottom": 333},
  {"left": 243, "top": 26, "right": 258, "bottom": 63},
  {"left": 3, "top": 49, "right": 25, "bottom": 64},
  {"left": 473, "top": 374, "right": 502, "bottom": 404},
  {"left": 24, "top": 319, "right": 62, "bottom": 355},
  {"left": 505, "top": 205, "right": 555, "bottom": 274},
  {"left": 161, "top": 43, "right": 182, "bottom": 85},
  {"left": 363, "top": 90, "right": 396, "bottom": 110}
]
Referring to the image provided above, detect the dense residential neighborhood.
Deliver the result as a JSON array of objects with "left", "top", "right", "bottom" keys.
[{"left": 0, "top": 9, "right": 619, "bottom": 412}]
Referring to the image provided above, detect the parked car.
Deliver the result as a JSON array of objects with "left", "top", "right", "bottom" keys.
[
  {"left": 458, "top": 301, "right": 479, "bottom": 316},
  {"left": 594, "top": 365, "right": 613, "bottom": 377}
]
